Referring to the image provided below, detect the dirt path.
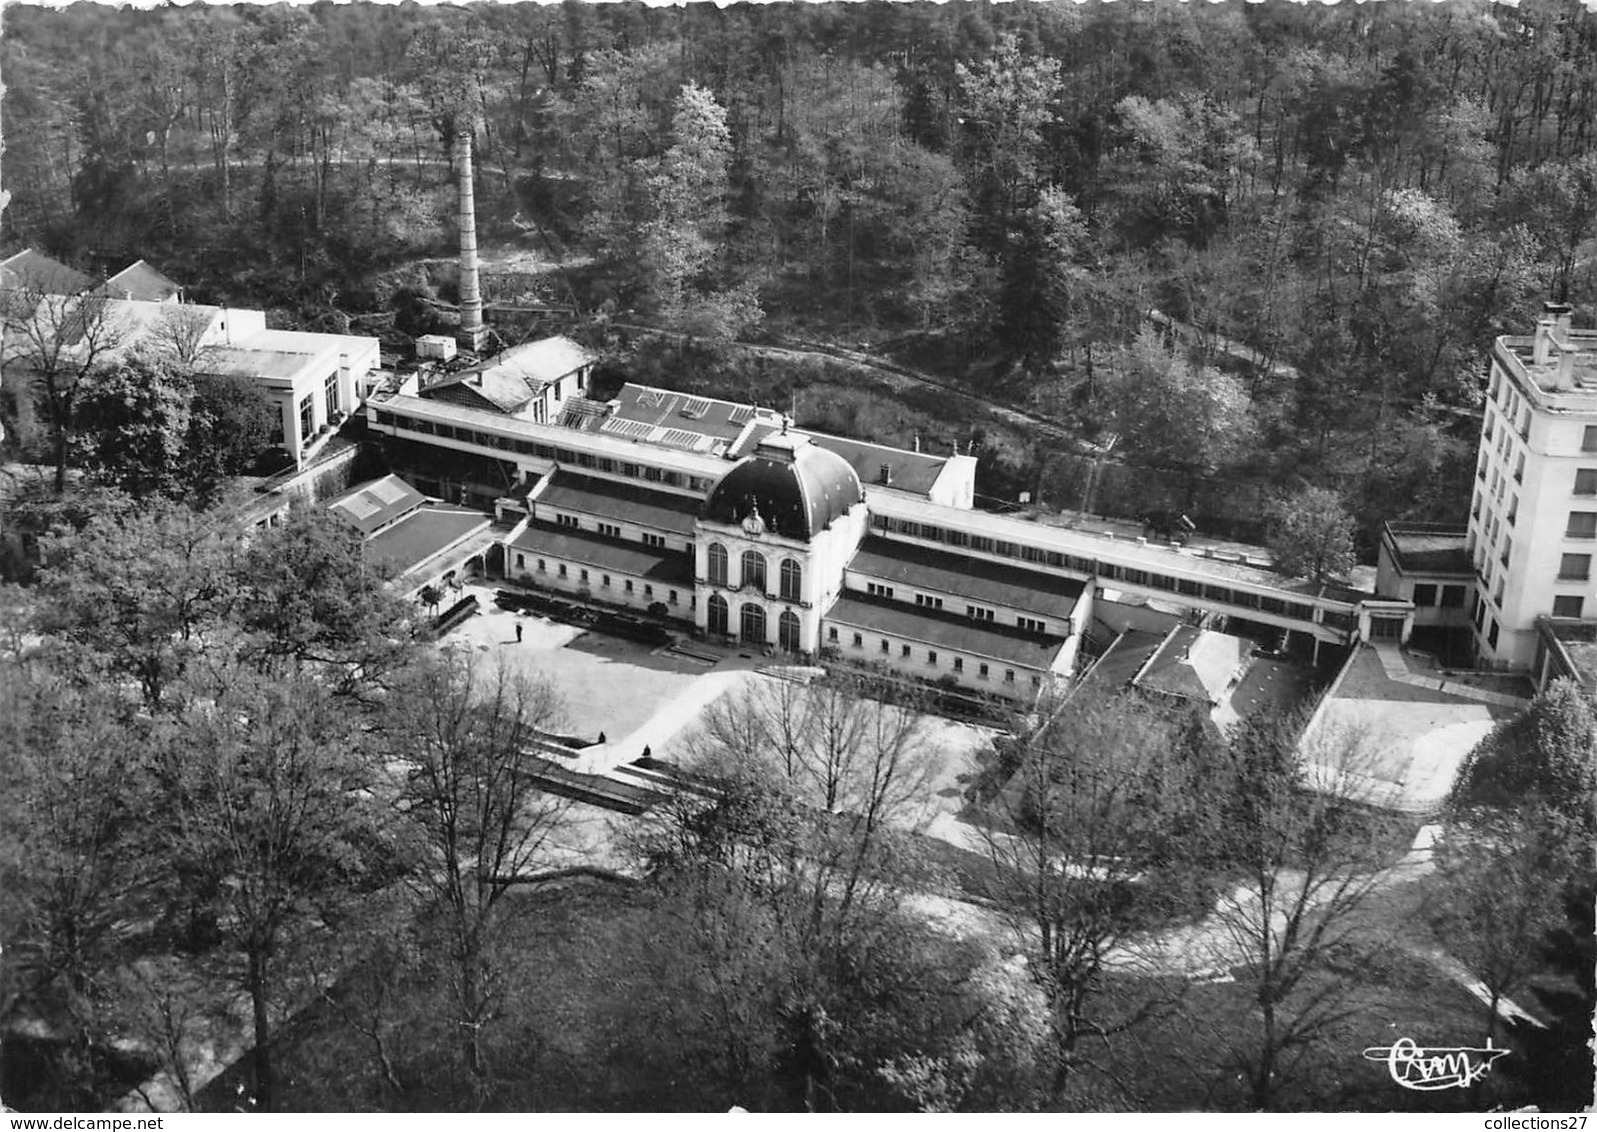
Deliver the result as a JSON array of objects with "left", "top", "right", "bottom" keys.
[{"left": 902, "top": 827, "right": 1538, "bottom": 1027}]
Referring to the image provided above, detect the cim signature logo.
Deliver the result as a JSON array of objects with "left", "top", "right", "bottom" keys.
[{"left": 1362, "top": 1037, "right": 1511, "bottom": 1091}]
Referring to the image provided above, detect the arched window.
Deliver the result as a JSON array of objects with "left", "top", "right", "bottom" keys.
[
  {"left": 707, "top": 542, "right": 728, "bottom": 586},
  {"left": 778, "top": 611, "right": 801, "bottom": 653},
  {"left": 740, "top": 602, "right": 767, "bottom": 644},
  {"left": 741, "top": 550, "right": 767, "bottom": 593},
  {"left": 707, "top": 593, "right": 729, "bottom": 636},
  {"left": 779, "top": 558, "right": 803, "bottom": 602}
]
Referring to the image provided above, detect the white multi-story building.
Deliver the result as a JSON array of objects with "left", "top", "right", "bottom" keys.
[
  {"left": 1468, "top": 302, "right": 1597, "bottom": 668},
  {"left": 0, "top": 248, "right": 380, "bottom": 469}
]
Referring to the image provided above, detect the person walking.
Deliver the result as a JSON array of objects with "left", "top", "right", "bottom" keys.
[{"left": 515, "top": 620, "right": 524, "bottom": 643}]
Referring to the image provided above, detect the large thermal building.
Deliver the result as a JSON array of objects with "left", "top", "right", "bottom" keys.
[{"left": 367, "top": 358, "right": 1412, "bottom": 703}]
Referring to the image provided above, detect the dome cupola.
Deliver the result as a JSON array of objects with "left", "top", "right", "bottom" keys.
[{"left": 702, "top": 428, "right": 864, "bottom": 541}]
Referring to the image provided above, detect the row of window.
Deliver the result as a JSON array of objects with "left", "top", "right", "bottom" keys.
[
  {"left": 550, "top": 512, "right": 680, "bottom": 553},
  {"left": 868, "top": 516, "right": 1333, "bottom": 626},
  {"left": 369, "top": 408, "right": 713, "bottom": 491},
  {"left": 861, "top": 585, "right": 1049, "bottom": 635},
  {"left": 705, "top": 543, "right": 803, "bottom": 601},
  {"left": 1478, "top": 554, "right": 1592, "bottom": 618},
  {"left": 705, "top": 596, "right": 803, "bottom": 650},
  {"left": 1476, "top": 594, "right": 1587, "bottom": 645},
  {"left": 513, "top": 553, "right": 682, "bottom": 605},
  {"left": 1411, "top": 584, "right": 1468, "bottom": 609},
  {"left": 1553, "top": 595, "right": 1586, "bottom": 618},
  {"left": 825, "top": 626, "right": 1036, "bottom": 684},
  {"left": 1491, "top": 361, "right": 1597, "bottom": 454},
  {"left": 1479, "top": 450, "right": 1526, "bottom": 488},
  {"left": 1487, "top": 372, "right": 1533, "bottom": 442}
]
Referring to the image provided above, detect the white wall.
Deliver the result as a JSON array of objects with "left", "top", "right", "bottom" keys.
[
  {"left": 693, "top": 501, "right": 869, "bottom": 653},
  {"left": 507, "top": 550, "right": 693, "bottom": 617},
  {"left": 820, "top": 617, "right": 1057, "bottom": 701}
]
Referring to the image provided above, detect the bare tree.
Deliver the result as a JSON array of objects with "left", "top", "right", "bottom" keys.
[
  {"left": 147, "top": 304, "right": 219, "bottom": 370},
  {"left": 976, "top": 691, "right": 1219, "bottom": 1102},
  {"left": 693, "top": 669, "right": 941, "bottom": 942},
  {"left": 1206, "top": 713, "right": 1396, "bottom": 1110},
  {"left": 1, "top": 278, "right": 131, "bottom": 492},
  {"left": 638, "top": 669, "right": 947, "bottom": 1110},
  {"left": 387, "top": 652, "right": 569, "bottom": 1102},
  {"left": 114, "top": 960, "right": 215, "bottom": 1114}
]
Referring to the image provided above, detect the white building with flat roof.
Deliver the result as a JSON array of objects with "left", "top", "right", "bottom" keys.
[
  {"left": 0, "top": 248, "right": 381, "bottom": 470},
  {"left": 1469, "top": 302, "right": 1597, "bottom": 668}
]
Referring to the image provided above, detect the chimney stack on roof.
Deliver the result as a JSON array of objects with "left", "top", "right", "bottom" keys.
[
  {"left": 454, "top": 128, "right": 488, "bottom": 352},
  {"left": 1534, "top": 300, "right": 1574, "bottom": 367}
]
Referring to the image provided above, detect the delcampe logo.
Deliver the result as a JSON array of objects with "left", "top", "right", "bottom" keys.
[{"left": 1362, "top": 1036, "right": 1511, "bottom": 1091}]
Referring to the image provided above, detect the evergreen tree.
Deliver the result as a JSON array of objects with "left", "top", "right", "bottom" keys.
[{"left": 1500, "top": 878, "right": 1596, "bottom": 1113}]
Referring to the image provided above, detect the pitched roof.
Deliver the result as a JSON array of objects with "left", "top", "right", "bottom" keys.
[
  {"left": 825, "top": 592, "right": 1068, "bottom": 669},
  {"left": 847, "top": 536, "right": 1084, "bottom": 621},
  {"left": 421, "top": 337, "right": 594, "bottom": 415},
  {"left": 1080, "top": 628, "right": 1170, "bottom": 692},
  {"left": 536, "top": 471, "right": 700, "bottom": 536},
  {"left": 426, "top": 378, "right": 527, "bottom": 415},
  {"left": 97, "top": 259, "right": 183, "bottom": 302},
  {"left": 808, "top": 433, "right": 949, "bottom": 497},
  {"left": 610, "top": 382, "right": 773, "bottom": 445},
  {"left": 0, "top": 248, "right": 91, "bottom": 296},
  {"left": 497, "top": 336, "right": 597, "bottom": 384},
  {"left": 509, "top": 522, "right": 694, "bottom": 585},
  {"left": 326, "top": 474, "right": 427, "bottom": 537},
  {"left": 1134, "top": 627, "right": 1249, "bottom": 705},
  {"left": 364, "top": 504, "right": 490, "bottom": 577}
]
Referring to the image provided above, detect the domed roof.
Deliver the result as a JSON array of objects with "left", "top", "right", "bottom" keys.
[{"left": 702, "top": 431, "right": 864, "bottom": 542}]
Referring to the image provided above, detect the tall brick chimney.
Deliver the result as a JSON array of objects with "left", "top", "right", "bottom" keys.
[{"left": 454, "top": 128, "right": 488, "bottom": 352}]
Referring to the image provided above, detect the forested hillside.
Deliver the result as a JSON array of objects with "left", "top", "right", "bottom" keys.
[{"left": 5, "top": 0, "right": 1596, "bottom": 541}]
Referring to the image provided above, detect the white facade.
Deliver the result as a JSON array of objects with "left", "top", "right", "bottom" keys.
[
  {"left": 693, "top": 499, "right": 869, "bottom": 655},
  {"left": 1469, "top": 305, "right": 1597, "bottom": 667},
  {"left": 821, "top": 616, "right": 1072, "bottom": 698}
]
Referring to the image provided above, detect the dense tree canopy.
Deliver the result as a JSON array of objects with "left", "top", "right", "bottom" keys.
[{"left": 5, "top": 0, "right": 1596, "bottom": 540}]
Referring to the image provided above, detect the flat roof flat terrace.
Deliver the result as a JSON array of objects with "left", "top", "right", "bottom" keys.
[
  {"left": 1384, "top": 523, "right": 1472, "bottom": 575},
  {"left": 868, "top": 492, "right": 1370, "bottom": 607},
  {"left": 203, "top": 344, "right": 330, "bottom": 384},
  {"left": 1310, "top": 645, "right": 1517, "bottom": 812}
]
